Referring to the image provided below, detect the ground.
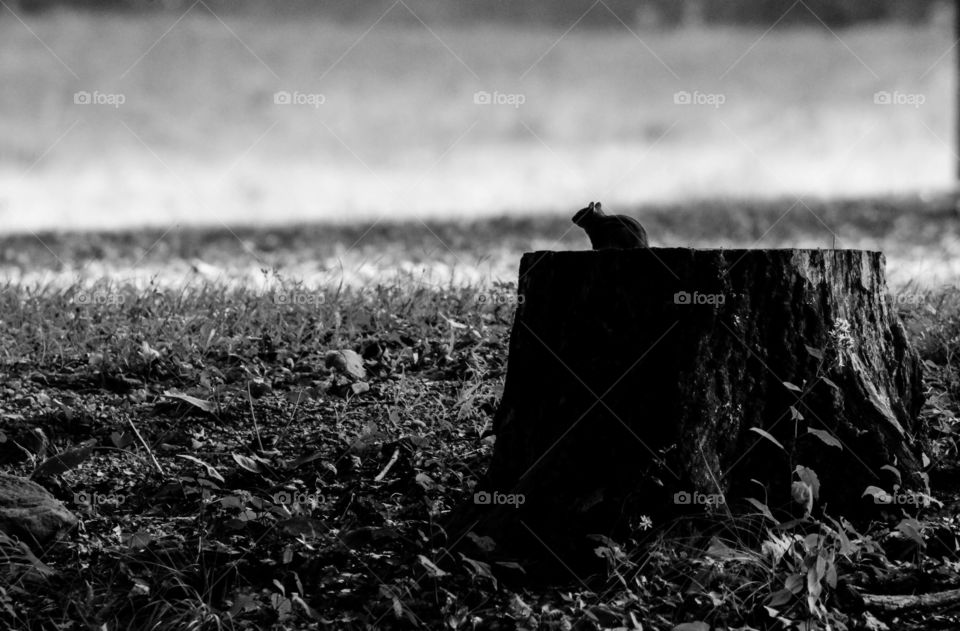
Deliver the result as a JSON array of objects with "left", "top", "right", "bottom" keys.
[
  {"left": 2, "top": 8, "right": 960, "bottom": 629},
  {"left": 0, "top": 196, "right": 959, "bottom": 629}
]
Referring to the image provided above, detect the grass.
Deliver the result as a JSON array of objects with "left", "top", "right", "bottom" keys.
[
  {"left": 2, "top": 192, "right": 959, "bottom": 290},
  {"left": 0, "top": 194, "right": 955, "bottom": 628},
  {"left": 0, "top": 260, "right": 957, "bottom": 629},
  {"left": 0, "top": 192, "right": 955, "bottom": 629},
  {"left": 0, "top": 275, "right": 511, "bottom": 629},
  {"left": 0, "top": 10, "right": 955, "bottom": 232}
]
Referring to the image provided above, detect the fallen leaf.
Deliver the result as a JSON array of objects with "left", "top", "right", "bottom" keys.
[
  {"left": 806, "top": 428, "right": 842, "bottom": 449},
  {"left": 418, "top": 554, "right": 448, "bottom": 577},
  {"left": 280, "top": 517, "right": 325, "bottom": 537},
  {"left": 325, "top": 349, "right": 366, "bottom": 380},
  {"left": 749, "top": 427, "right": 785, "bottom": 452},
  {"left": 139, "top": 341, "right": 161, "bottom": 363},
  {"left": 350, "top": 381, "right": 370, "bottom": 395},
  {"left": 232, "top": 453, "right": 263, "bottom": 474},
  {"left": 32, "top": 439, "right": 96, "bottom": 478},
  {"left": 163, "top": 390, "right": 216, "bottom": 415},
  {"left": 179, "top": 454, "right": 225, "bottom": 482}
]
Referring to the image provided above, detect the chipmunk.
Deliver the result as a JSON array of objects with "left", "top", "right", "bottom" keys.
[{"left": 572, "top": 201, "right": 648, "bottom": 249}]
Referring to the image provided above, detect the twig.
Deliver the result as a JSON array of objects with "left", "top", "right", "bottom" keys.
[
  {"left": 127, "top": 417, "right": 164, "bottom": 476},
  {"left": 247, "top": 383, "right": 265, "bottom": 452},
  {"left": 374, "top": 448, "right": 400, "bottom": 482},
  {"left": 863, "top": 587, "right": 960, "bottom": 612}
]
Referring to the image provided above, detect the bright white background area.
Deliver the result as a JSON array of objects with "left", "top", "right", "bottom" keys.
[{"left": 0, "top": 10, "right": 954, "bottom": 232}]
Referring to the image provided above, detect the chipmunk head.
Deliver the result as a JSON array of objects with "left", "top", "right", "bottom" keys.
[{"left": 572, "top": 201, "right": 602, "bottom": 226}]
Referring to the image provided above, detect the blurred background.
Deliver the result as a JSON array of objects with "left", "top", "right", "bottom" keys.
[{"left": 0, "top": 0, "right": 957, "bottom": 286}]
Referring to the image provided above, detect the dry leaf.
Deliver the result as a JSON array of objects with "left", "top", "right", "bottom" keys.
[
  {"left": 325, "top": 349, "right": 366, "bottom": 380},
  {"left": 32, "top": 439, "right": 96, "bottom": 478},
  {"left": 163, "top": 390, "right": 217, "bottom": 414}
]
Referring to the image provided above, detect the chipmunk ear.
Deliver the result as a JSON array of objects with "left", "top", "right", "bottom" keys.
[{"left": 594, "top": 202, "right": 602, "bottom": 212}]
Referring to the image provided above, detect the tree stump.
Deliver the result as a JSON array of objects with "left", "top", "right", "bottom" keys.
[{"left": 463, "top": 249, "right": 925, "bottom": 558}]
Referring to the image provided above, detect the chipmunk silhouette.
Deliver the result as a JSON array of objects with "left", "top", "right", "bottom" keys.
[{"left": 572, "top": 201, "right": 648, "bottom": 249}]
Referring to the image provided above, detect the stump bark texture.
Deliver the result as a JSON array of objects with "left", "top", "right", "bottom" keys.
[{"left": 474, "top": 249, "right": 924, "bottom": 553}]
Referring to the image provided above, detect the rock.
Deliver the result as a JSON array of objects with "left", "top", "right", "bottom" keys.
[{"left": 0, "top": 473, "right": 76, "bottom": 545}]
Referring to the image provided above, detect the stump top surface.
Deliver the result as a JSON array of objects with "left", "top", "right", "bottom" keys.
[
  {"left": 527, "top": 248, "right": 883, "bottom": 256},
  {"left": 521, "top": 248, "right": 885, "bottom": 275}
]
